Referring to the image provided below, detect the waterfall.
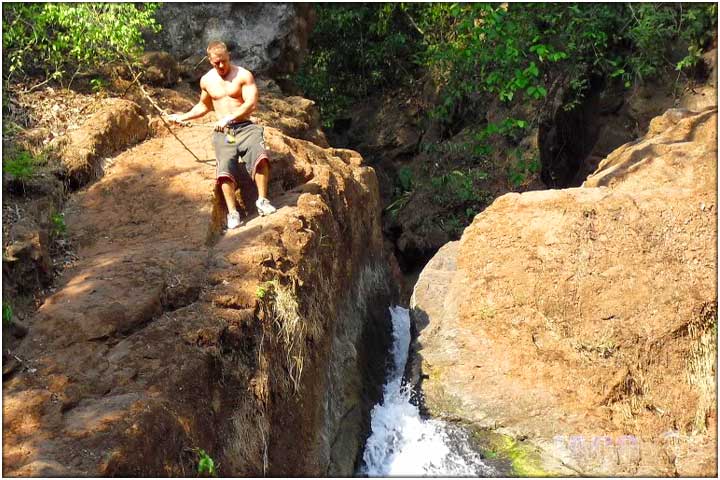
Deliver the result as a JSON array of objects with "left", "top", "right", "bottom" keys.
[{"left": 359, "top": 306, "right": 495, "bottom": 477}]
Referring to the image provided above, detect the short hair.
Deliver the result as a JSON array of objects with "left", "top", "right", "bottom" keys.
[{"left": 207, "top": 41, "right": 228, "bottom": 56}]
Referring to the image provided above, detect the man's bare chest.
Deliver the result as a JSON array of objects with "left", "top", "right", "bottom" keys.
[{"left": 206, "top": 79, "right": 243, "bottom": 101}]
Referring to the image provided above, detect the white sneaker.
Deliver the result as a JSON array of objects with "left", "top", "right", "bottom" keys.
[
  {"left": 226, "top": 211, "right": 242, "bottom": 229},
  {"left": 256, "top": 197, "right": 277, "bottom": 216}
]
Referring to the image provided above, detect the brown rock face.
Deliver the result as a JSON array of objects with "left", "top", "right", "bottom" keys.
[
  {"left": 254, "top": 79, "right": 329, "bottom": 148},
  {"left": 3, "top": 218, "right": 53, "bottom": 293},
  {"left": 140, "top": 51, "right": 181, "bottom": 87},
  {"left": 410, "top": 108, "right": 717, "bottom": 476},
  {"left": 61, "top": 99, "right": 149, "bottom": 187},
  {"left": 3, "top": 89, "right": 395, "bottom": 475}
]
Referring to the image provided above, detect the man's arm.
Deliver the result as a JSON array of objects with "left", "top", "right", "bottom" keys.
[{"left": 168, "top": 82, "right": 213, "bottom": 123}]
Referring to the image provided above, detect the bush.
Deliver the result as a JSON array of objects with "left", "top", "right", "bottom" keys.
[
  {"left": 294, "top": 4, "right": 422, "bottom": 128},
  {"left": 298, "top": 3, "right": 716, "bottom": 130},
  {"left": 2, "top": 3, "right": 161, "bottom": 84},
  {"left": 410, "top": 3, "right": 716, "bottom": 119},
  {"left": 430, "top": 169, "right": 489, "bottom": 208},
  {"left": 3, "top": 148, "right": 36, "bottom": 181}
]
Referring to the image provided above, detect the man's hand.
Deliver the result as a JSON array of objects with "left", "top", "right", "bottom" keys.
[
  {"left": 166, "top": 113, "right": 188, "bottom": 125},
  {"left": 214, "top": 115, "right": 235, "bottom": 132}
]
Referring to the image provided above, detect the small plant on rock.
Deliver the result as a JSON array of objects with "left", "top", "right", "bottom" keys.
[
  {"left": 50, "top": 212, "right": 67, "bottom": 238},
  {"left": 90, "top": 77, "right": 108, "bottom": 94},
  {"left": 3, "top": 149, "right": 35, "bottom": 182},
  {"left": 3, "top": 304, "right": 14, "bottom": 327},
  {"left": 195, "top": 448, "right": 217, "bottom": 477},
  {"left": 507, "top": 153, "right": 541, "bottom": 189},
  {"left": 255, "top": 280, "right": 276, "bottom": 300}
]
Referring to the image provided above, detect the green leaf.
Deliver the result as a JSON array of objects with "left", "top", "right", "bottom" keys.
[
  {"left": 3, "top": 305, "right": 13, "bottom": 327},
  {"left": 197, "top": 449, "right": 216, "bottom": 476},
  {"left": 524, "top": 62, "right": 539, "bottom": 77},
  {"left": 514, "top": 76, "right": 529, "bottom": 89}
]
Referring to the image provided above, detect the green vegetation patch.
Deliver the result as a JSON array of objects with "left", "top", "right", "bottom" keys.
[
  {"left": 470, "top": 428, "right": 552, "bottom": 477},
  {"left": 294, "top": 4, "right": 423, "bottom": 128},
  {"left": 2, "top": 149, "right": 36, "bottom": 181},
  {"left": 50, "top": 212, "right": 67, "bottom": 238},
  {"left": 3, "top": 304, "right": 14, "bottom": 327},
  {"left": 195, "top": 448, "right": 217, "bottom": 477},
  {"left": 3, "top": 3, "right": 161, "bottom": 84}
]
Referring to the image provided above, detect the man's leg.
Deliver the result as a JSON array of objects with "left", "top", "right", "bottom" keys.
[
  {"left": 254, "top": 158, "right": 277, "bottom": 216},
  {"left": 220, "top": 178, "right": 238, "bottom": 214},
  {"left": 220, "top": 178, "right": 242, "bottom": 229},
  {"left": 254, "top": 158, "right": 270, "bottom": 199},
  {"left": 213, "top": 130, "right": 243, "bottom": 229}
]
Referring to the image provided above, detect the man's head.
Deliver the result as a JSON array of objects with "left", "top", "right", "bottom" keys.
[{"left": 207, "top": 41, "right": 231, "bottom": 77}]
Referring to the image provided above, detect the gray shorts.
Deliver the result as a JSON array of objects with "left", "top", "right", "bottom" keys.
[{"left": 213, "top": 121, "right": 269, "bottom": 186}]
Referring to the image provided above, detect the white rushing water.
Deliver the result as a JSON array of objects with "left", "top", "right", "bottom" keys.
[{"left": 359, "top": 306, "right": 495, "bottom": 477}]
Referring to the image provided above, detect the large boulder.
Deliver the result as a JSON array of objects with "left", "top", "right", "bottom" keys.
[
  {"left": 410, "top": 107, "right": 717, "bottom": 476},
  {"left": 146, "top": 4, "right": 314, "bottom": 77}
]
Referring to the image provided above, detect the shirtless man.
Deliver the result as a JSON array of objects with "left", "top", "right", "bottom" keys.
[{"left": 167, "top": 41, "right": 276, "bottom": 229}]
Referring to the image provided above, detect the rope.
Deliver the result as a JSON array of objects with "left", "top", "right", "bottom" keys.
[{"left": 124, "top": 59, "right": 212, "bottom": 164}]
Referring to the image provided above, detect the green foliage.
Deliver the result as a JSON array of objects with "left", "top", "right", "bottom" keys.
[
  {"left": 385, "top": 165, "right": 416, "bottom": 218},
  {"left": 256, "top": 281, "right": 276, "bottom": 300},
  {"left": 676, "top": 4, "right": 718, "bottom": 73},
  {"left": 300, "top": 3, "right": 715, "bottom": 238},
  {"left": 3, "top": 3, "right": 161, "bottom": 82},
  {"left": 90, "top": 77, "right": 108, "bottom": 93},
  {"left": 410, "top": 3, "right": 716, "bottom": 121},
  {"left": 50, "top": 213, "right": 67, "bottom": 238},
  {"left": 385, "top": 165, "right": 490, "bottom": 233},
  {"left": 3, "top": 304, "right": 13, "bottom": 327},
  {"left": 676, "top": 45, "right": 703, "bottom": 72},
  {"left": 507, "top": 151, "right": 541, "bottom": 189},
  {"left": 195, "top": 449, "right": 216, "bottom": 477},
  {"left": 420, "top": 117, "right": 530, "bottom": 165},
  {"left": 256, "top": 285, "right": 268, "bottom": 300},
  {"left": 2, "top": 120, "right": 24, "bottom": 137},
  {"left": 384, "top": 190, "right": 413, "bottom": 219},
  {"left": 3, "top": 149, "right": 36, "bottom": 181},
  {"left": 298, "top": 3, "right": 716, "bottom": 130},
  {"left": 396, "top": 166, "right": 414, "bottom": 193},
  {"left": 430, "top": 169, "right": 489, "bottom": 206},
  {"left": 406, "top": 3, "right": 566, "bottom": 121},
  {"left": 294, "top": 4, "right": 422, "bottom": 128}
]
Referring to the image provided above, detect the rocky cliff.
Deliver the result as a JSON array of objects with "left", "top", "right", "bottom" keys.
[
  {"left": 410, "top": 106, "right": 717, "bottom": 476},
  {"left": 146, "top": 3, "right": 314, "bottom": 77},
  {"left": 3, "top": 80, "right": 396, "bottom": 476}
]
